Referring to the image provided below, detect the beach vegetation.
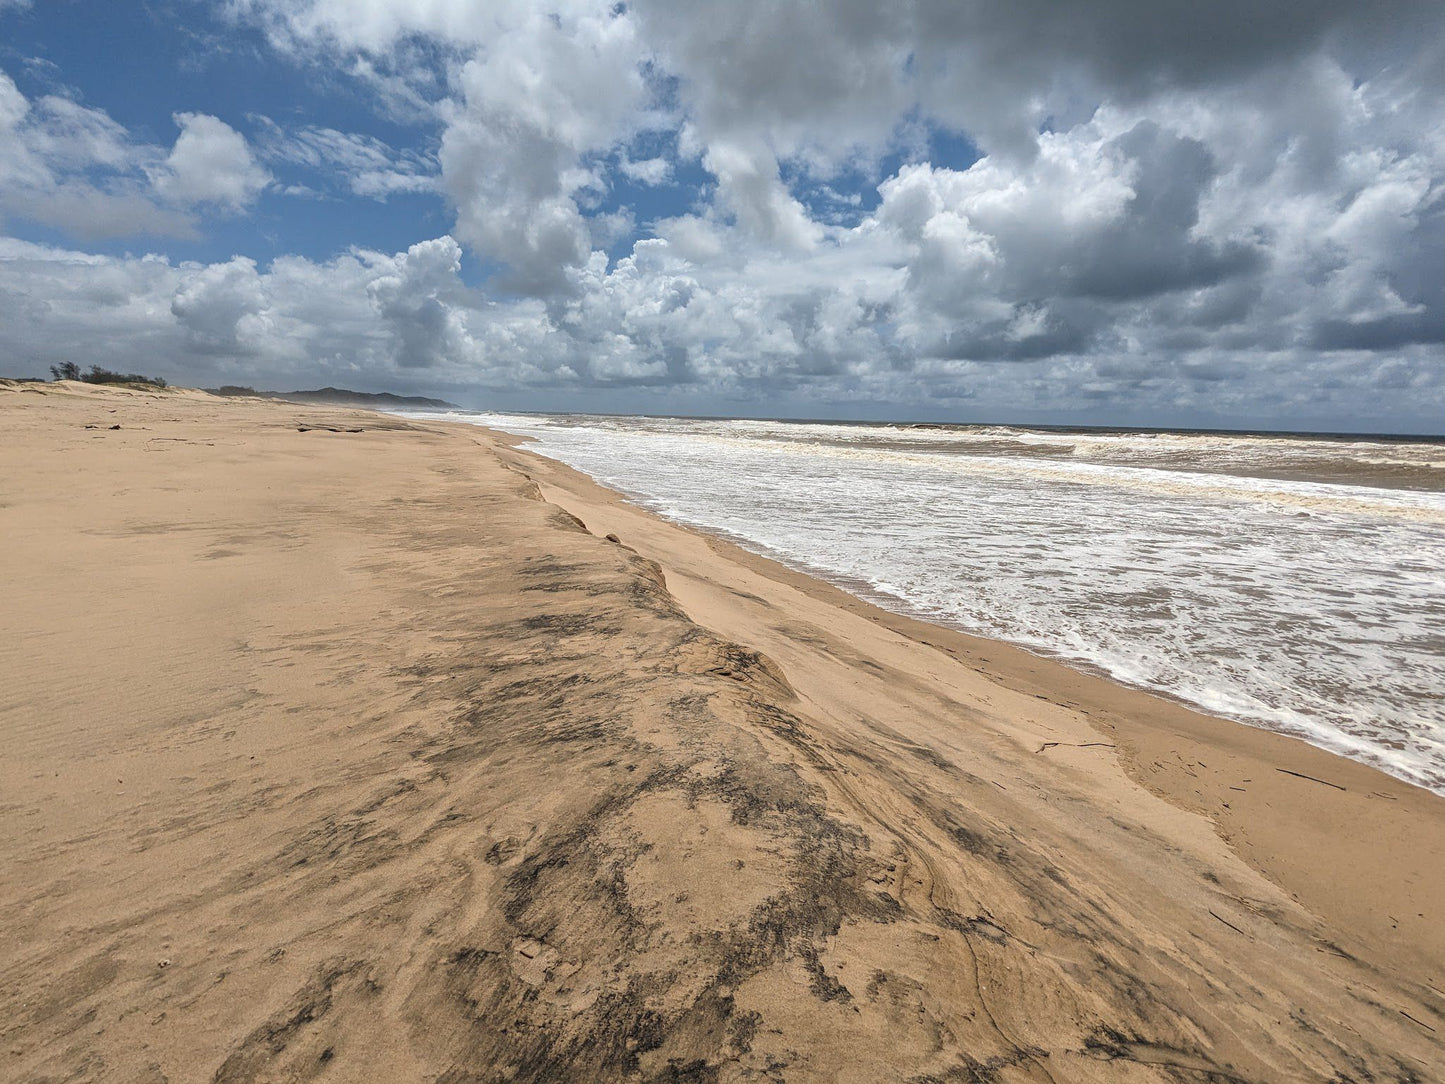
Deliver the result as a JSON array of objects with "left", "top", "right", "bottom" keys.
[{"left": 50, "top": 363, "right": 167, "bottom": 388}]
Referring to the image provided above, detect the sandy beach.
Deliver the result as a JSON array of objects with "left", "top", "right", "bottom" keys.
[{"left": 2, "top": 381, "right": 1442, "bottom": 1082}]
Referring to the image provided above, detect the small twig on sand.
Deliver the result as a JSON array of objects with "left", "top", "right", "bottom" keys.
[
  {"left": 1035, "top": 741, "right": 1116, "bottom": 754},
  {"left": 1275, "top": 768, "right": 1346, "bottom": 791},
  {"left": 1399, "top": 1009, "right": 1436, "bottom": 1032},
  {"left": 1208, "top": 910, "right": 1250, "bottom": 938}
]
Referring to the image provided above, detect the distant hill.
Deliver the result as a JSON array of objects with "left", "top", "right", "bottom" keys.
[{"left": 212, "top": 385, "right": 462, "bottom": 411}]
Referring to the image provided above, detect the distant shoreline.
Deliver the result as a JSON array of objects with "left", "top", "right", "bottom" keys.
[
  {"left": 213, "top": 385, "right": 463, "bottom": 411},
  {"left": 420, "top": 405, "right": 1445, "bottom": 444}
]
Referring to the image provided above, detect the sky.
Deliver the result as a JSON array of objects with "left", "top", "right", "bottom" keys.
[{"left": 1, "top": 1, "right": 1443, "bottom": 431}]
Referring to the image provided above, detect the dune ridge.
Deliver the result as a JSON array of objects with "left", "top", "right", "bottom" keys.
[{"left": 1, "top": 382, "right": 1441, "bottom": 1082}]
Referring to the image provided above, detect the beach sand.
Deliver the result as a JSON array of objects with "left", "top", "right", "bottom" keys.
[{"left": 2, "top": 381, "right": 1442, "bottom": 1081}]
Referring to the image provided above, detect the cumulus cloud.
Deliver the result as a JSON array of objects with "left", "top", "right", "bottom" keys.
[
  {"left": 366, "top": 236, "right": 470, "bottom": 368},
  {"left": 153, "top": 112, "right": 271, "bottom": 210},
  {"left": 0, "top": 72, "right": 192, "bottom": 238},
  {"left": 0, "top": 235, "right": 588, "bottom": 391},
  {"left": 436, "top": 7, "right": 649, "bottom": 294},
  {"left": 170, "top": 257, "right": 270, "bottom": 352},
  {"left": 0, "top": 71, "right": 270, "bottom": 236},
  {"left": 5, "top": 229, "right": 1437, "bottom": 428}
]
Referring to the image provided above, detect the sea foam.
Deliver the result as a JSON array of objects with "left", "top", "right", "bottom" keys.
[{"left": 425, "top": 411, "right": 1445, "bottom": 794}]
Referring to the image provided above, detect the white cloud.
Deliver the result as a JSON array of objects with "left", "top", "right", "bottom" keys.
[
  {"left": 0, "top": 71, "right": 270, "bottom": 237},
  {"left": 0, "top": 72, "right": 191, "bottom": 238},
  {"left": 435, "top": 6, "right": 649, "bottom": 294},
  {"left": 170, "top": 257, "right": 270, "bottom": 352},
  {"left": 254, "top": 119, "right": 437, "bottom": 199},
  {"left": 365, "top": 236, "right": 469, "bottom": 368},
  {"left": 153, "top": 112, "right": 271, "bottom": 211},
  {"left": 2, "top": 210, "right": 1441, "bottom": 428},
  {"left": 618, "top": 155, "right": 672, "bottom": 186},
  {"left": 702, "top": 138, "right": 823, "bottom": 252},
  {"left": 228, "top": 0, "right": 513, "bottom": 54},
  {"left": 0, "top": 235, "right": 582, "bottom": 392}
]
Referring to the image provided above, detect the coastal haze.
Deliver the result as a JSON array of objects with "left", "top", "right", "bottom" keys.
[{"left": 442, "top": 411, "right": 1445, "bottom": 793}]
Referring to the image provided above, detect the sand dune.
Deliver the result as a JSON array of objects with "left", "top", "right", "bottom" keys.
[{"left": 2, "top": 381, "right": 1442, "bottom": 1081}]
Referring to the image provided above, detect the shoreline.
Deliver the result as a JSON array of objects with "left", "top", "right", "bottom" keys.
[
  {"left": 486, "top": 441, "right": 1435, "bottom": 789},
  {"left": 451, "top": 413, "right": 1445, "bottom": 796},
  {"left": 424, "top": 405, "right": 1445, "bottom": 446},
  {"left": 4, "top": 383, "right": 1442, "bottom": 1080},
  {"left": 494, "top": 428, "right": 1445, "bottom": 970}
]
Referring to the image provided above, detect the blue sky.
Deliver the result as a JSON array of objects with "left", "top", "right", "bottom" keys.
[
  {"left": 1, "top": 1, "right": 449, "bottom": 263},
  {"left": 1, "top": 0, "right": 1443, "bottom": 432}
]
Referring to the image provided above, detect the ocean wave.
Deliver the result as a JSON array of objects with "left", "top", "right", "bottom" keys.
[{"left": 464, "top": 411, "right": 1445, "bottom": 794}]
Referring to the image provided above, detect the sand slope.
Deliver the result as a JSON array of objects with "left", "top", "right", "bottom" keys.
[{"left": 1, "top": 383, "right": 1441, "bottom": 1082}]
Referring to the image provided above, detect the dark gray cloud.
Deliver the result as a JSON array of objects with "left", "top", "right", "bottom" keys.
[
  {"left": 910, "top": 0, "right": 1441, "bottom": 92},
  {"left": 1310, "top": 204, "right": 1445, "bottom": 349},
  {"left": 1060, "top": 124, "right": 1265, "bottom": 301},
  {"left": 634, "top": 0, "right": 1445, "bottom": 160}
]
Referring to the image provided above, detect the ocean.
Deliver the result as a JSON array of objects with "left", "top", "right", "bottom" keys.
[{"left": 420, "top": 411, "right": 1445, "bottom": 795}]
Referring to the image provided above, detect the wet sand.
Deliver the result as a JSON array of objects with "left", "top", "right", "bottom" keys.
[{"left": 2, "top": 381, "right": 1442, "bottom": 1081}]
